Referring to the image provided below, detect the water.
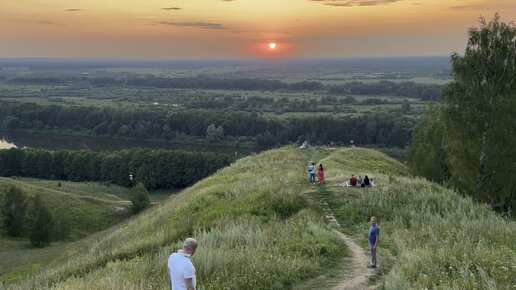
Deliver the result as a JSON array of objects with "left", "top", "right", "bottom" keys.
[{"left": 0, "top": 130, "right": 260, "bottom": 156}]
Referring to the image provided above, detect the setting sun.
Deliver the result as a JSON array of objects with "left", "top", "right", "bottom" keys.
[{"left": 269, "top": 42, "right": 276, "bottom": 49}]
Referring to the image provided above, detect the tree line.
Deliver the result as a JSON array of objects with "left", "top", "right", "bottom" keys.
[
  {"left": 328, "top": 81, "right": 442, "bottom": 101},
  {"left": 0, "top": 102, "right": 415, "bottom": 148},
  {"left": 8, "top": 75, "right": 442, "bottom": 101},
  {"left": 407, "top": 15, "right": 515, "bottom": 215},
  {"left": 0, "top": 147, "right": 234, "bottom": 189}
]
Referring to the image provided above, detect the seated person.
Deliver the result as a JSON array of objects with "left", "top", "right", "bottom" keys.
[
  {"left": 363, "top": 175, "right": 370, "bottom": 187},
  {"left": 349, "top": 174, "right": 358, "bottom": 187},
  {"left": 370, "top": 179, "right": 376, "bottom": 187},
  {"left": 357, "top": 175, "right": 363, "bottom": 187}
]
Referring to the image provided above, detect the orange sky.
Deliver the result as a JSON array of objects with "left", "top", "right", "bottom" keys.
[{"left": 1, "top": 0, "right": 515, "bottom": 58}]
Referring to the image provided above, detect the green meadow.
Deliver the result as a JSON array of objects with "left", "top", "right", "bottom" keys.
[{"left": 2, "top": 147, "right": 515, "bottom": 289}]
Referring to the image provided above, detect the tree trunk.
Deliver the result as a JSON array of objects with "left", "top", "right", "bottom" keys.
[{"left": 476, "top": 118, "right": 491, "bottom": 205}]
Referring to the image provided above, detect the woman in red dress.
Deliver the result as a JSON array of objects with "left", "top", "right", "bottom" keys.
[{"left": 318, "top": 164, "right": 325, "bottom": 184}]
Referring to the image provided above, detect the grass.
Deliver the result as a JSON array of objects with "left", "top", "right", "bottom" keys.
[
  {"left": 0, "top": 178, "right": 135, "bottom": 284},
  {"left": 311, "top": 148, "right": 516, "bottom": 289},
  {"left": 4, "top": 147, "right": 514, "bottom": 289},
  {"left": 7, "top": 146, "right": 347, "bottom": 290}
]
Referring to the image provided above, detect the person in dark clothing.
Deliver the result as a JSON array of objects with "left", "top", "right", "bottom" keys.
[{"left": 363, "top": 175, "right": 370, "bottom": 187}]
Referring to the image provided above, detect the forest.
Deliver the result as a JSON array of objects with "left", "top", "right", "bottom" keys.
[
  {"left": 0, "top": 101, "right": 415, "bottom": 148},
  {"left": 0, "top": 147, "right": 233, "bottom": 189}
]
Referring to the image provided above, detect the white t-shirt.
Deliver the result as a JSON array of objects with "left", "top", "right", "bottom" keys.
[{"left": 168, "top": 251, "right": 196, "bottom": 290}]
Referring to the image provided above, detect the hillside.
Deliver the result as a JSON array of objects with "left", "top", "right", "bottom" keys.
[
  {"left": 4, "top": 147, "right": 516, "bottom": 289},
  {"left": 0, "top": 178, "right": 133, "bottom": 283}
]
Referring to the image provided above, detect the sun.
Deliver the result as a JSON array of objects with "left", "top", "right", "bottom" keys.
[{"left": 269, "top": 42, "right": 276, "bottom": 49}]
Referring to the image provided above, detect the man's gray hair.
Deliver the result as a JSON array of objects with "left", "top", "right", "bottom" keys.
[{"left": 183, "top": 238, "right": 198, "bottom": 250}]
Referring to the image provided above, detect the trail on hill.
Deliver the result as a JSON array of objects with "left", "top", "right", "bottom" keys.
[{"left": 306, "top": 190, "right": 374, "bottom": 290}]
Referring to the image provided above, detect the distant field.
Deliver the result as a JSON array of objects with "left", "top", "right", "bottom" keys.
[{"left": 0, "top": 83, "right": 429, "bottom": 119}]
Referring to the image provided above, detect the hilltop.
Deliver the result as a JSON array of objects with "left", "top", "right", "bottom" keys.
[{"left": 4, "top": 147, "right": 516, "bottom": 289}]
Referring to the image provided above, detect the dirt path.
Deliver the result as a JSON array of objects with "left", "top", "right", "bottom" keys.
[{"left": 309, "top": 193, "right": 374, "bottom": 290}]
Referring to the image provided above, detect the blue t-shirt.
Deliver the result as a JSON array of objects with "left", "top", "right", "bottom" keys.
[
  {"left": 368, "top": 225, "right": 380, "bottom": 246},
  {"left": 309, "top": 165, "right": 316, "bottom": 174}
]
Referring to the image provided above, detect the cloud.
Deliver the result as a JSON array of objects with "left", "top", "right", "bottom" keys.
[
  {"left": 450, "top": 0, "right": 516, "bottom": 10},
  {"left": 162, "top": 7, "right": 182, "bottom": 10},
  {"left": 65, "top": 9, "right": 83, "bottom": 12},
  {"left": 32, "top": 20, "right": 65, "bottom": 26},
  {"left": 311, "top": 0, "right": 402, "bottom": 7},
  {"left": 157, "top": 21, "right": 228, "bottom": 30}
]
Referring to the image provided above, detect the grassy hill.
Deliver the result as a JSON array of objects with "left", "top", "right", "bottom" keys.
[
  {"left": 0, "top": 178, "right": 134, "bottom": 283},
  {"left": 3, "top": 147, "right": 516, "bottom": 289}
]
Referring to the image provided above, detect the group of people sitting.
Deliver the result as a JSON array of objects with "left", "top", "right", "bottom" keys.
[{"left": 346, "top": 174, "right": 375, "bottom": 187}]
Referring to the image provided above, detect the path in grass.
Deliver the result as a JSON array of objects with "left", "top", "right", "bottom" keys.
[{"left": 308, "top": 187, "right": 373, "bottom": 290}]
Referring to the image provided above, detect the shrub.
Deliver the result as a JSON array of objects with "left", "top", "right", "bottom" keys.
[{"left": 129, "top": 183, "right": 150, "bottom": 214}]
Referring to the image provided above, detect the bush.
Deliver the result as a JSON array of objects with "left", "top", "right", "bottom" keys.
[
  {"left": 1, "top": 186, "right": 28, "bottom": 237},
  {"left": 28, "top": 194, "right": 54, "bottom": 248},
  {"left": 130, "top": 183, "right": 150, "bottom": 214}
]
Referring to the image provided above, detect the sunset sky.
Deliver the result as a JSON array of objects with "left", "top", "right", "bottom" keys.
[{"left": 1, "top": 0, "right": 515, "bottom": 59}]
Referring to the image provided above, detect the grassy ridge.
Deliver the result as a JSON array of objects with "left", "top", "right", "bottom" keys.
[
  {"left": 0, "top": 178, "right": 132, "bottom": 284},
  {"left": 9, "top": 146, "right": 346, "bottom": 289},
  {"left": 6, "top": 147, "right": 514, "bottom": 289},
  {"left": 314, "top": 148, "right": 516, "bottom": 289},
  {"left": 0, "top": 178, "right": 130, "bottom": 240}
]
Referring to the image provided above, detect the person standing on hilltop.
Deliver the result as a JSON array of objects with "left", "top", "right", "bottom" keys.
[
  {"left": 168, "top": 238, "right": 198, "bottom": 290},
  {"left": 318, "top": 164, "right": 325, "bottom": 184},
  {"left": 308, "top": 162, "right": 316, "bottom": 184},
  {"left": 367, "top": 216, "right": 380, "bottom": 268}
]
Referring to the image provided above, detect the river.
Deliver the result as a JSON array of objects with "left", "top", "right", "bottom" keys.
[{"left": 0, "top": 130, "right": 260, "bottom": 156}]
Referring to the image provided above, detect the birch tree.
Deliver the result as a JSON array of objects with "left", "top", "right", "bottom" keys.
[{"left": 442, "top": 14, "right": 516, "bottom": 213}]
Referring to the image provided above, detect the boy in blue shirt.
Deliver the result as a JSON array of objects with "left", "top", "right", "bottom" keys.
[{"left": 367, "top": 216, "right": 380, "bottom": 268}]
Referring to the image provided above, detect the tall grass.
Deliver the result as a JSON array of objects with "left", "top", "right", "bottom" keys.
[
  {"left": 8, "top": 146, "right": 345, "bottom": 289},
  {"left": 317, "top": 148, "right": 516, "bottom": 289}
]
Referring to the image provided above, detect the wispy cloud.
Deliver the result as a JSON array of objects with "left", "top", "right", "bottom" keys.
[
  {"left": 65, "top": 9, "right": 83, "bottom": 12},
  {"left": 157, "top": 21, "right": 228, "bottom": 30},
  {"left": 311, "top": 0, "right": 402, "bottom": 7},
  {"left": 162, "top": 7, "right": 182, "bottom": 10},
  {"left": 32, "top": 20, "right": 65, "bottom": 26},
  {"left": 450, "top": 0, "right": 516, "bottom": 10}
]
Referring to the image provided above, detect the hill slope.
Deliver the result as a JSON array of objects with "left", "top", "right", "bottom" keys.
[
  {"left": 313, "top": 148, "right": 516, "bottom": 289},
  {"left": 8, "top": 146, "right": 347, "bottom": 290},
  {"left": 0, "top": 178, "right": 132, "bottom": 283},
  {"left": 5, "top": 147, "right": 516, "bottom": 289}
]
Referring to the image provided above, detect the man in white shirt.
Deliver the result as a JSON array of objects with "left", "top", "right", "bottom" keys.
[{"left": 168, "top": 238, "right": 198, "bottom": 290}]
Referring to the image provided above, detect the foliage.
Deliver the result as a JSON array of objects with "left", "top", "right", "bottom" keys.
[
  {"left": 129, "top": 183, "right": 150, "bottom": 214},
  {"left": 27, "top": 194, "right": 54, "bottom": 248},
  {"left": 206, "top": 124, "right": 224, "bottom": 141},
  {"left": 441, "top": 15, "right": 516, "bottom": 212},
  {"left": 0, "top": 147, "right": 234, "bottom": 189},
  {"left": 328, "top": 80, "right": 442, "bottom": 101},
  {"left": 406, "top": 105, "right": 449, "bottom": 183},
  {"left": 0, "top": 101, "right": 416, "bottom": 147},
  {"left": 1, "top": 186, "right": 28, "bottom": 237},
  {"left": 0, "top": 177, "right": 130, "bottom": 241},
  {"left": 406, "top": 15, "right": 516, "bottom": 213}
]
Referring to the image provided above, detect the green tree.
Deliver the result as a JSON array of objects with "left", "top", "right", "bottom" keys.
[
  {"left": 206, "top": 124, "right": 223, "bottom": 141},
  {"left": 406, "top": 105, "right": 449, "bottom": 184},
  {"left": 1, "top": 186, "right": 28, "bottom": 237},
  {"left": 130, "top": 182, "right": 150, "bottom": 214},
  {"left": 442, "top": 14, "right": 516, "bottom": 212},
  {"left": 28, "top": 194, "right": 54, "bottom": 248}
]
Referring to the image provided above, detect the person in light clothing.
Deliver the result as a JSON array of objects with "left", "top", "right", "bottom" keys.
[
  {"left": 308, "top": 162, "right": 316, "bottom": 184},
  {"left": 168, "top": 238, "right": 198, "bottom": 290}
]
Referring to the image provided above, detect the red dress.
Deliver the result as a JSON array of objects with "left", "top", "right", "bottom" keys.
[{"left": 318, "top": 169, "right": 325, "bottom": 184}]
